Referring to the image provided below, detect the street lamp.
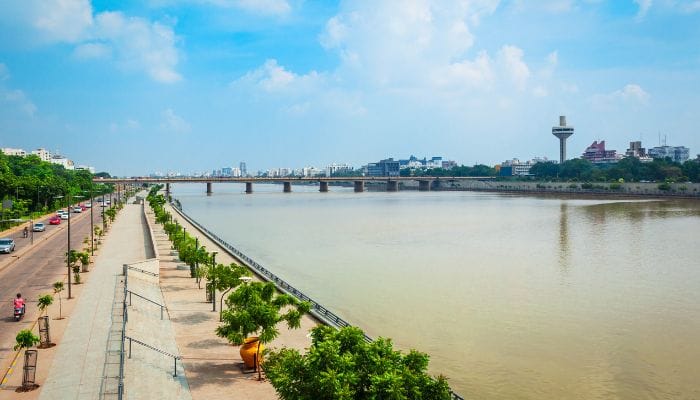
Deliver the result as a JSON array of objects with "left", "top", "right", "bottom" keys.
[
  {"left": 83, "top": 187, "right": 94, "bottom": 256},
  {"left": 211, "top": 251, "right": 218, "bottom": 312},
  {"left": 55, "top": 193, "right": 83, "bottom": 300}
]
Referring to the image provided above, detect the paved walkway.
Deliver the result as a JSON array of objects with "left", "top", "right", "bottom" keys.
[
  {"left": 38, "top": 201, "right": 151, "bottom": 400},
  {"left": 152, "top": 203, "right": 319, "bottom": 399}
]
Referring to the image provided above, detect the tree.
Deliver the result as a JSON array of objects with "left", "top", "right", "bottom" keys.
[
  {"left": 53, "top": 281, "right": 64, "bottom": 319},
  {"left": 14, "top": 329, "right": 41, "bottom": 390},
  {"left": 38, "top": 294, "right": 53, "bottom": 315},
  {"left": 264, "top": 326, "right": 451, "bottom": 400},
  {"left": 216, "top": 282, "right": 311, "bottom": 380}
]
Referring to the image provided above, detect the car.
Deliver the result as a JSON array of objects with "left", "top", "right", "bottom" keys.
[
  {"left": 85, "top": 202, "right": 92, "bottom": 208},
  {"left": 60, "top": 213, "right": 69, "bottom": 220},
  {"left": 72, "top": 206, "right": 82, "bottom": 213},
  {"left": 49, "top": 216, "right": 61, "bottom": 225},
  {"left": 33, "top": 223, "right": 46, "bottom": 232},
  {"left": 0, "top": 238, "right": 15, "bottom": 254}
]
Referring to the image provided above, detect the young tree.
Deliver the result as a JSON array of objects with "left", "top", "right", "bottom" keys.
[
  {"left": 216, "top": 282, "right": 310, "bottom": 380},
  {"left": 37, "top": 294, "right": 53, "bottom": 315},
  {"left": 53, "top": 282, "right": 64, "bottom": 319},
  {"left": 15, "top": 329, "right": 41, "bottom": 390},
  {"left": 264, "top": 326, "right": 451, "bottom": 400}
]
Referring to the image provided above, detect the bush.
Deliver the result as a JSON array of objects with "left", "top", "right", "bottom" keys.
[
  {"left": 264, "top": 326, "right": 451, "bottom": 400},
  {"left": 658, "top": 182, "right": 671, "bottom": 191},
  {"left": 581, "top": 183, "right": 593, "bottom": 189}
]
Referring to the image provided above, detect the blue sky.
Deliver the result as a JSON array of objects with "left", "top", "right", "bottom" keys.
[{"left": 1, "top": 0, "right": 699, "bottom": 176}]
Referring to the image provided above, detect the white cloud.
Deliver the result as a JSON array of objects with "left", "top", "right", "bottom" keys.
[
  {"left": 2, "top": 2, "right": 180, "bottom": 83},
  {"left": 234, "top": 59, "right": 323, "bottom": 94},
  {"left": 32, "top": 0, "right": 94, "bottom": 42},
  {"left": 634, "top": 0, "right": 652, "bottom": 19},
  {"left": 160, "top": 108, "right": 190, "bottom": 133},
  {"left": 0, "top": 64, "right": 37, "bottom": 117},
  {"left": 73, "top": 42, "right": 111, "bottom": 59},
  {"left": 680, "top": 1, "right": 700, "bottom": 13},
  {"left": 433, "top": 51, "right": 494, "bottom": 89},
  {"left": 228, "top": 0, "right": 290, "bottom": 15},
  {"left": 591, "top": 83, "right": 650, "bottom": 108},
  {"left": 498, "top": 45, "right": 530, "bottom": 90},
  {"left": 533, "top": 86, "right": 548, "bottom": 97}
]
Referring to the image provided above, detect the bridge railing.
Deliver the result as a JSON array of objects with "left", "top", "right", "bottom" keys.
[{"left": 168, "top": 198, "right": 464, "bottom": 400}]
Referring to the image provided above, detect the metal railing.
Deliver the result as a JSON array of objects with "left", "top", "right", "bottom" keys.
[
  {"left": 126, "top": 265, "right": 159, "bottom": 276},
  {"left": 126, "top": 289, "right": 167, "bottom": 320},
  {"left": 170, "top": 201, "right": 371, "bottom": 342},
  {"left": 124, "top": 336, "right": 181, "bottom": 377},
  {"left": 169, "top": 200, "right": 464, "bottom": 400}
]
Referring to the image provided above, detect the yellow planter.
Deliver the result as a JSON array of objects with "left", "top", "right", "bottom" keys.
[{"left": 240, "top": 337, "right": 264, "bottom": 369}]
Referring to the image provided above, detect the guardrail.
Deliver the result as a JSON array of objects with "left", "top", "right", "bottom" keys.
[
  {"left": 126, "top": 265, "right": 159, "bottom": 277},
  {"left": 126, "top": 289, "right": 167, "bottom": 320},
  {"left": 169, "top": 199, "right": 464, "bottom": 400},
  {"left": 124, "top": 336, "right": 181, "bottom": 377}
]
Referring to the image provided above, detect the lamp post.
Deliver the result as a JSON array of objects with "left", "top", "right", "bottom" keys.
[
  {"left": 195, "top": 237, "right": 199, "bottom": 286},
  {"left": 84, "top": 187, "right": 94, "bottom": 256},
  {"left": 211, "top": 251, "right": 218, "bottom": 312}
]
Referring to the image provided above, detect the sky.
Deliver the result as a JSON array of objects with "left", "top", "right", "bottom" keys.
[{"left": 1, "top": 0, "right": 699, "bottom": 176}]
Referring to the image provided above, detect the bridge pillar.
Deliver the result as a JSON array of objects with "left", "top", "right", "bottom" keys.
[
  {"left": 386, "top": 180, "right": 399, "bottom": 192},
  {"left": 165, "top": 182, "right": 170, "bottom": 196},
  {"left": 283, "top": 182, "right": 292, "bottom": 193},
  {"left": 206, "top": 182, "right": 213, "bottom": 195},
  {"left": 354, "top": 181, "right": 364, "bottom": 193},
  {"left": 418, "top": 180, "right": 431, "bottom": 191},
  {"left": 245, "top": 182, "right": 253, "bottom": 194},
  {"left": 319, "top": 181, "right": 329, "bottom": 192}
]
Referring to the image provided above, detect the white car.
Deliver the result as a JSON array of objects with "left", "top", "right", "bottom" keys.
[
  {"left": 85, "top": 202, "right": 92, "bottom": 208},
  {"left": 33, "top": 223, "right": 46, "bottom": 232},
  {"left": 60, "top": 213, "right": 69, "bottom": 220},
  {"left": 72, "top": 207, "right": 82, "bottom": 213}
]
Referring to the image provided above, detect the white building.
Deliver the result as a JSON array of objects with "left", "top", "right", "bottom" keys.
[
  {"left": 648, "top": 145, "right": 690, "bottom": 163},
  {"left": 32, "top": 148, "right": 51, "bottom": 161},
  {"left": 75, "top": 165, "right": 95, "bottom": 173},
  {"left": 325, "top": 163, "right": 353, "bottom": 177},
  {"left": 500, "top": 158, "right": 540, "bottom": 176},
  {"left": 50, "top": 154, "right": 74, "bottom": 170},
  {"left": 1, "top": 147, "right": 26, "bottom": 156}
]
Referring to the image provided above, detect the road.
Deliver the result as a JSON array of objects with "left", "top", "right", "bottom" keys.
[{"left": 0, "top": 206, "right": 104, "bottom": 371}]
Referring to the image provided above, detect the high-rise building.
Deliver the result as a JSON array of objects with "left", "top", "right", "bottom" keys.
[
  {"left": 239, "top": 162, "right": 247, "bottom": 177},
  {"left": 582, "top": 141, "right": 619, "bottom": 164},
  {"left": 552, "top": 116, "right": 574, "bottom": 164},
  {"left": 367, "top": 158, "right": 400, "bottom": 177},
  {"left": 32, "top": 148, "right": 51, "bottom": 161},
  {"left": 648, "top": 145, "right": 690, "bottom": 163}
]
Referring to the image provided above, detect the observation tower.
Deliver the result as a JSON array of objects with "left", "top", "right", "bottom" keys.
[{"left": 552, "top": 116, "right": 574, "bottom": 164}]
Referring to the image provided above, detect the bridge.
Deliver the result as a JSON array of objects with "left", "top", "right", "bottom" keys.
[{"left": 93, "top": 176, "right": 495, "bottom": 194}]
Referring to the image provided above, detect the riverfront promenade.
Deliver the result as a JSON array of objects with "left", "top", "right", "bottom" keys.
[{"left": 149, "top": 202, "right": 318, "bottom": 399}]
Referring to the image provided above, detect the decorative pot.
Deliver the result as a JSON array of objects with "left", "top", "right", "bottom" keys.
[{"left": 240, "top": 337, "right": 264, "bottom": 369}]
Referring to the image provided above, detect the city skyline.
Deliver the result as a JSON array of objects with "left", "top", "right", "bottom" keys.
[{"left": 1, "top": 1, "right": 699, "bottom": 176}]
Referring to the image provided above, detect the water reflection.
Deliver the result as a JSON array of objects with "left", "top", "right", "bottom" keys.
[{"left": 558, "top": 202, "right": 571, "bottom": 274}]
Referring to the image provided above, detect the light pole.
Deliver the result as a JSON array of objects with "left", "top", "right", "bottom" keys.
[
  {"left": 84, "top": 187, "right": 94, "bottom": 256},
  {"left": 211, "top": 252, "right": 218, "bottom": 312}
]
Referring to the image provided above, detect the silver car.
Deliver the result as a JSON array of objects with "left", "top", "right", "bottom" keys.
[
  {"left": 33, "top": 223, "right": 46, "bottom": 232},
  {"left": 0, "top": 238, "right": 15, "bottom": 254}
]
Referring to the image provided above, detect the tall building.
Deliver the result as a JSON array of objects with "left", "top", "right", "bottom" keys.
[
  {"left": 32, "top": 148, "right": 51, "bottom": 161},
  {"left": 552, "top": 116, "right": 574, "bottom": 164},
  {"left": 367, "top": 158, "right": 400, "bottom": 177},
  {"left": 325, "top": 163, "right": 352, "bottom": 177},
  {"left": 582, "top": 141, "right": 619, "bottom": 164},
  {"left": 648, "top": 145, "right": 690, "bottom": 163},
  {"left": 239, "top": 162, "right": 247, "bottom": 177}
]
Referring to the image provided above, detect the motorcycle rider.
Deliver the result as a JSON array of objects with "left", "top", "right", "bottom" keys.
[
  {"left": 14, "top": 293, "right": 25, "bottom": 316},
  {"left": 23, "top": 226, "right": 28, "bottom": 238}
]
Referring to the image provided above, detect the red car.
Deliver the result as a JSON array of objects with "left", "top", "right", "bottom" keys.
[
  {"left": 49, "top": 216, "right": 61, "bottom": 225},
  {"left": 80, "top": 205, "right": 87, "bottom": 211}
]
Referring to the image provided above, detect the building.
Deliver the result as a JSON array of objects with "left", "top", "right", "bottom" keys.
[
  {"left": 625, "top": 141, "right": 653, "bottom": 162},
  {"left": 221, "top": 167, "right": 233, "bottom": 177},
  {"left": 582, "top": 141, "right": 619, "bottom": 164},
  {"left": 325, "top": 163, "right": 353, "bottom": 177},
  {"left": 50, "top": 154, "right": 75, "bottom": 169},
  {"left": 552, "top": 116, "right": 574, "bottom": 164},
  {"left": 239, "top": 162, "right": 247, "bottom": 177},
  {"left": 367, "top": 158, "right": 400, "bottom": 177},
  {"left": 648, "top": 145, "right": 690, "bottom": 163},
  {"left": 498, "top": 158, "right": 542, "bottom": 176},
  {"left": 32, "top": 148, "right": 51, "bottom": 161},
  {"left": 1, "top": 147, "right": 26, "bottom": 156},
  {"left": 75, "top": 165, "right": 95, "bottom": 173},
  {"left": 398, "top": 155, "right": 454, "bottom": 170}
]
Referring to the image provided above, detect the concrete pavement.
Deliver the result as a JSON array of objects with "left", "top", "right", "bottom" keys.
[{"left": 38, "top": 200, "right": 152, "bottom": 400}]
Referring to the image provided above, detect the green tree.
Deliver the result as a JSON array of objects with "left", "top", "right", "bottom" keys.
[
  {"left": 14, "top": 329, "right": 40, "bottom": 351},
  {"left": 38, "top": 294, "right": 54, "bottom": 315},
  {"left": 53, "top": 281, "right": 65, "bottom": 319},
  {"left": 264, "top": 326, "right": 451, "bottom": 400},
  {"left": 216, "top": 282, "right": 311, "bottom": 379}
]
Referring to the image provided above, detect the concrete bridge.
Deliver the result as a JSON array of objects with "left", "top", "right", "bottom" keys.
[{"left": 93, "top": 176, "right": 495, "bottom": 194}]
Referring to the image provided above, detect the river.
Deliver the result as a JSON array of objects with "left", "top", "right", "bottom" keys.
[{"left": 172, "top": 183, "right": 700, "bottom": 399}]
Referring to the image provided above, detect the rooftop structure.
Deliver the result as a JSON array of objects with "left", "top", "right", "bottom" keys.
[
  {"left": 582, "top": 140, "right": 619, "bottom": 164},
  {"left": 552, "top": 116, "right": 574, "bottom": 164}
]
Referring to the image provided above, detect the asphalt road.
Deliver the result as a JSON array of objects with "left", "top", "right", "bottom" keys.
[{"left": 0, "top": 206, "right": 104, "bottom": 370}]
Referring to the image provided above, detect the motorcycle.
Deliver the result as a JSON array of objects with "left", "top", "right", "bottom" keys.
[
  {"left": 22, "top": 228, "right": 29, "bottom": 238},
  {"left": 14, "top": 305, "right": 25, "bottom": 321}
]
